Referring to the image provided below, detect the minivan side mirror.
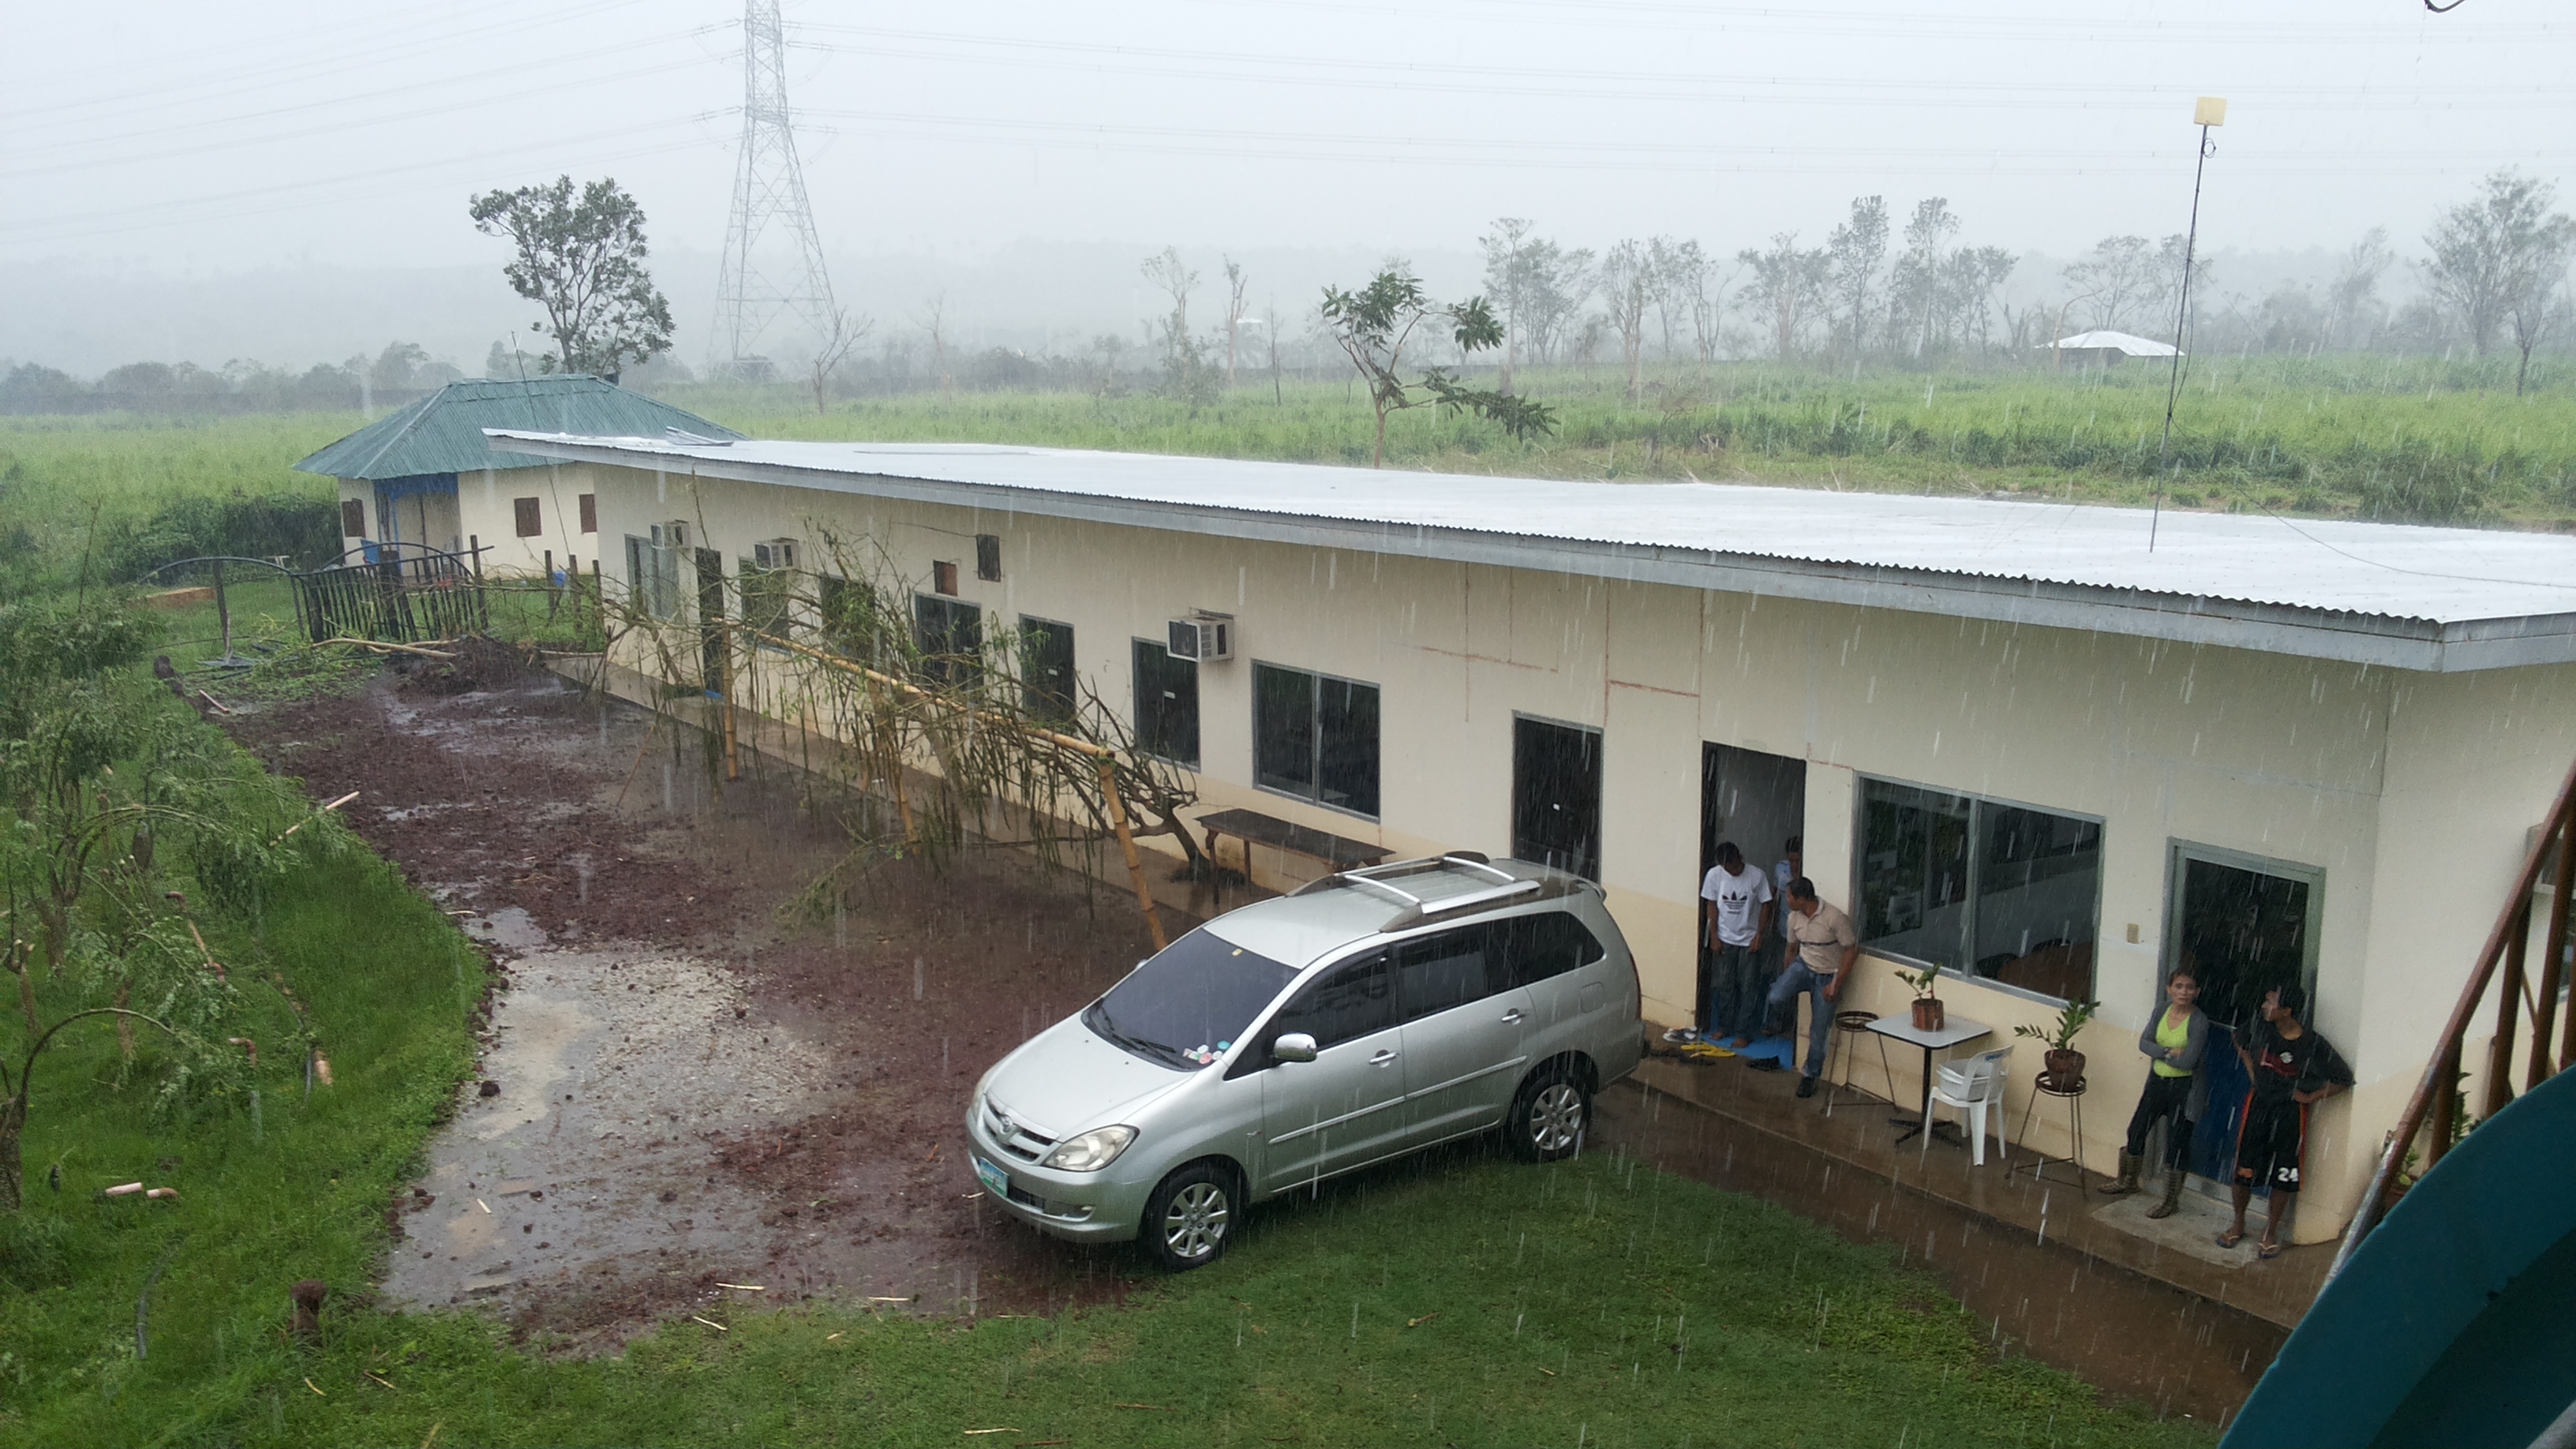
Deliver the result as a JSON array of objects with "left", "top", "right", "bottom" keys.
[{"left": 1271, "top": 1032, "right": 1319, "bottom": 1063}]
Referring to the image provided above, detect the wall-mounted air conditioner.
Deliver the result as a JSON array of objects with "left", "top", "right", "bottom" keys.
[
  {"left": 1167, "top": 611, "right": 1234, "bottom": 661},
  {"left": 753, "top": 538, "right": 797, "bottom": 570},
  {"left": 652, "top": 520, "right": 690, "bottom": 549}
]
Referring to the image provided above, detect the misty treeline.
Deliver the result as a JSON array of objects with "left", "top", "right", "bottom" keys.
[{"left": 8, "top": 170, "right": 2571, "bottom": 417}]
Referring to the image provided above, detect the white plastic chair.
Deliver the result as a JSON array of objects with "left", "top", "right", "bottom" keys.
[{"left": 1925, "top": 1046, "right": 2012, "bottom": 1166}]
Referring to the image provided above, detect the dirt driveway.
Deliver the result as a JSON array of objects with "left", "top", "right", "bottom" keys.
[{"left": 227, "top": 646, "right": 1181, "bottom": 1346}]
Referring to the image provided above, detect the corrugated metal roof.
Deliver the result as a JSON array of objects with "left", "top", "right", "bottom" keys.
[
  {"left": 485, "top": 431, "right": 2576, "bottom": 672},
  {"left": 294, "top": 376, "right": 739, "bottom": 481}
]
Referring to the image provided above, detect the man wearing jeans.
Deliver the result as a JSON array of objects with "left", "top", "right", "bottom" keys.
[
  {"left": 1700, "top": 842, "right": 1773, "bottom": 1048},
  {"left": 1768, "top": 878, "right": 1859, "bottom": 1099}
]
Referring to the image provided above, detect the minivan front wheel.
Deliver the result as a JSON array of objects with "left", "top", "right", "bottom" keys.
[
  {"left": 1141, "top": 1162, "right": 1237, "bottom": 1272},
  {"left": 1507, "top": 1066, "right": 1589, "bottom": 1163}
]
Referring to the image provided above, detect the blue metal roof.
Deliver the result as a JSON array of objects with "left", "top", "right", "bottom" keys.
[{"left": 294, "top": 376, "right": 739, "bottom": 481}]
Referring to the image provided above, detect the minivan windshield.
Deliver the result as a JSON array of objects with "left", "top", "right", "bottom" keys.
[{"left": 1084, "top": 929, "right": 1299, "bottom": 1071}]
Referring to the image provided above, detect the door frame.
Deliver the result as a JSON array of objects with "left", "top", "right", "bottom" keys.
[{"left": 2157, "top": 840, "right": 2325, "bottom": 1001}]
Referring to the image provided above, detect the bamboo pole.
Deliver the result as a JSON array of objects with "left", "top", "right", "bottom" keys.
[
  {"left": 720, "top": 626, "right": 741, "bottom": 783},
  {"left": 2485, "top": 905, "right": 2528, "bottom": 1119},
  {"left": 1099, "top": 758, "right": 1167, "bottom": 951},
  {"left": 2531, "top": 814, "right": 2573, "bottom": 1090}
]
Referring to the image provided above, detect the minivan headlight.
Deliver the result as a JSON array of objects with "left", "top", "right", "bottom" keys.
[{"left": 1043, "top": 1125, "right": 1136, "bottom": 1172}]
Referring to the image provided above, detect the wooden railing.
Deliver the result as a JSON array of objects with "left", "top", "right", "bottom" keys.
[{"left": 2327, "top": 754, "right": 2576, "bottom": 1282}]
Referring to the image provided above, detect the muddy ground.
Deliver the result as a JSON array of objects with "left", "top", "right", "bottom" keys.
[{"left": 227, "top": 643, "right": 1180, "bottom": 1347}]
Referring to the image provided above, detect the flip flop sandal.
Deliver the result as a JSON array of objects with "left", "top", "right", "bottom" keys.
[
  {"left": 2257, "top": 1241, "right": 2284, "bottom": 1260},
  {"left": 2215, "top": 1228, "right": 2248, "bottom": 1249}
]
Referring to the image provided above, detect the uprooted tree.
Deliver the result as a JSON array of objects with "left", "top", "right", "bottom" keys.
[
  {"left": 596, "top": 525, "right": 1205, "bottom": 944},
  {"left": 1320, "top": 266, "right": 1559, "bottom": 468},
  {"left": 1, "top": 593, "right": 346, "bottom": 1210}
]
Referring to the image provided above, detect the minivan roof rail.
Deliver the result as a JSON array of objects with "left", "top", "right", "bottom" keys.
[{"left": 1290, "top": 853, "right": 1567, "bottom": 931}]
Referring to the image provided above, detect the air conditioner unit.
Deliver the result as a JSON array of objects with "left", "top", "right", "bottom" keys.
[
  {"left": 753, "top": 538, "right": 797, "bottom": 570},
  {"left": 1167, "top": 612, "right": 1234, "bottom": 661},
  {"left": 651, "top": 520, "right": 689, "bottom": 549}
]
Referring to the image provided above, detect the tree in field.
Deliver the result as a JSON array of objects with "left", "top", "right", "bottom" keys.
[
  {"left": 2421, "top": 170, "right": 2575, "bottom": 362},
  {"left": 1945, "top": 245, "right": 2017, "bottom": 354},
  {"left": 1597, "top": 241, "right": 1652, "bottom": 399},
  {"left": 807, "top": 307, "right": 874, "bottom": 414},
  {"left": 1889, "top": 199, "right": 1963, "bottom": 356},
  {"left": 1318, "top": 267, "right": 1557, "bottom": 466},
  {"left": 2062, "top": 234, "right": 2170, "bottom": 335},
  {"left": 1825, "top": 196, "right": 1889, "bottom": 365},
  {"left": 1222, "top": 257, "right": 1249, "bottom": 388},
  {"left": 468, "top": 175, "right": 675, "bottom": 380},
  {"left": 1479, "top": 217, "right": 1538, "bottom": 393},
  {"left": 1140, "top": 247, "right": 1216, "bottom": 402},
  {"left": 2327, "top": 228, "right": 2395, "bottom": 350},
  {"left": 1737, "top": 234, "right": 1829, "bottom": 360},
  {"left": 1519, "top": 239, "right": 1594, "bottom": 367}
]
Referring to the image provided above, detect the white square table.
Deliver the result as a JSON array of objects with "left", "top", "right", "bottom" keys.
[{"left": 1865, "top": 1013, "right": 1994, "bottom": 1146}]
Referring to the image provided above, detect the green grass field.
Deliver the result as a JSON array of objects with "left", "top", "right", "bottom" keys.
[{"left": 667, "top": 353, "right": 2576, "bottom": 526}]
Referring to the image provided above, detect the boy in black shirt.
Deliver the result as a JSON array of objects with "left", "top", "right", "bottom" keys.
[{"left": 2220, "top": 983, "right": 2353, "bottom": 1259}]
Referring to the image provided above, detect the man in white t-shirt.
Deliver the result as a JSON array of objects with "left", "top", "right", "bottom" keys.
[{"left": 1698, "top": 841, "right": 1774, "bottom": 1048}]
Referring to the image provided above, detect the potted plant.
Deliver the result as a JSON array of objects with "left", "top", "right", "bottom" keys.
[
  {"left": 1897, "top": 964, "right": 1944, "bottom": 1032},
  {"left": 2015, "top": 999, "right": 2100, "bottom": 1084}
]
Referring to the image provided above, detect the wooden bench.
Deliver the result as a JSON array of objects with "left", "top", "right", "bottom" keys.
[{"left": 1197, "top": 807, "right": 1392, "bottom": 882}]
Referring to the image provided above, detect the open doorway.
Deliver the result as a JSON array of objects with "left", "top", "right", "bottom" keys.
[
  {"left": 1702, "top": 743, "right": 1809, "bottom": 1017},
  {"left": 1512, "top": 716, "right": 1601, "bottom": 881},
  {"left": 2162, "top": 844, "right": 2323, "bottom": 1189}
]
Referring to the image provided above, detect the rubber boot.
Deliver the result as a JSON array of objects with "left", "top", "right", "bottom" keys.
[
  {"left": 2146, "top": 1165, "right": 2187, "bottom": 1219},
  {"left": 2100, "top": 1150, "right": 2141, "bottom": 1196}
]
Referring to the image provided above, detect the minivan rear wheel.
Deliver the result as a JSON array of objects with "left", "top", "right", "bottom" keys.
[
  {"left": 1507, "top": 1065, "right": 1589, "bottom": 1163},
  {"left": 1141, "top": 1161, "right": 1238, "bottom": 1272}
]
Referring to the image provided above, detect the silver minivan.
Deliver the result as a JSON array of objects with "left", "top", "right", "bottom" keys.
[{"left": 964, "top": 854, "right": 1643, "bottom": 1271}]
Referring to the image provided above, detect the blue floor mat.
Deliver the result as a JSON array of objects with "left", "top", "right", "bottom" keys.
[{"left": 1732, "top": 1033, "right": 1796, "bottom": 1067}]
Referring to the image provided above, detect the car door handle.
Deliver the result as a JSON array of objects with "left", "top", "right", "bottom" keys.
[
  {"left": 1369, "top": 1049, "right": 1399, "bottom": 1066},
  {"left": 1500, "top": 1009, "right": 1525, "bottom": 1024}
]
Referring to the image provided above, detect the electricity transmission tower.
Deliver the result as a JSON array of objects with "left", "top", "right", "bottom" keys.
[{"left": 712, "top": 0, "right": 834, "bottom": 373}]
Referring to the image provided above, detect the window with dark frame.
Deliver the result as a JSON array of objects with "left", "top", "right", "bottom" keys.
[
  {"left": 1252, "top": 662, "right": 1380, "bottom": 817},
  {"left": 975, "top": 534, "right": 1002, "bottom": 582},
  {"left": 1855, "top": 777, "right": 2103, "bottom": 1004},
  {"left": 738, "top": 556, "right": 794, "bottom": 642},
  {"left": 912, "top": 593, "right": 983, "bottom": 686},
  {"left": 340, "top": 499, "right": 366, "bottom": 538},
  {"left": 1020, "top": 616, "right": 1076, "bottom": 724},
  {"left": 1131, "top": 637, "right": 1200, "bottom": 766},
  {"left": 578, "top": 493, "right": 597, "bottom": 534},
  {"left": 513, "top": 496, "right": 542, "bottom": 537}
]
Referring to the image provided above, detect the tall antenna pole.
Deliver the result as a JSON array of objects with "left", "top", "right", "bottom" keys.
[
  {"left": 2152, "top": 95, "right": 2226, "bottom": 552},
  {"left": 713, "top": 0, "right": 835, "bottom": 376}
]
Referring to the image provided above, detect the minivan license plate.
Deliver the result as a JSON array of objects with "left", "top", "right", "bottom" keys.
[{"left": 972, "top": 1154, "right": 1009, "bottom": 1198}]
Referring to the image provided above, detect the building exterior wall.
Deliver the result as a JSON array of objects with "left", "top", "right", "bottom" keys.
[
  {"left": 578, "top": 459, "right": 2576, "bottom": 1245},
  {"left": 339, "top": 464, "right": 605, "bottom": 576}
]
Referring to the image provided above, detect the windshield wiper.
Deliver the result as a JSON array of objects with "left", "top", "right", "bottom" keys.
[{"left": 1083, "top": 1004, "right": 1193, "bottom": 1070}]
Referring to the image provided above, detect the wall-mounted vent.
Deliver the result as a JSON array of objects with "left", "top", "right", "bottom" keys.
[
  {"left": 752, "top": 538, "right": 798, "bottom": 570},
  {"left": 1167, "top": 612, "right": 1234, "bottom": 662}
]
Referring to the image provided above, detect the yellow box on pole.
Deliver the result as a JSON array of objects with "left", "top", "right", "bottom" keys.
[{"left": 2194, "top": 95, "right": 2228, "bottom": 126}]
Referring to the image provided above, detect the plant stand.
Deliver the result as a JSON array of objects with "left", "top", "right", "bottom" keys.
[{"left": 2012, "top": 1070, "right": 2090, "bottom": 1186}]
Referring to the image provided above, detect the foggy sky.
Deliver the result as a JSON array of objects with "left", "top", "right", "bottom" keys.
[{"left": 5, "top": 0, "right": 2570, "bottom": 371}]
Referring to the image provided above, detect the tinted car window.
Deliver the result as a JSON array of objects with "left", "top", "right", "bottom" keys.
[
  {"left": 1271, "top": 952, "right": 1395, "bottom": 1050},
  {"left": 1498, "top": 912, "right": 1606, "bottom": 987},
  {"left": 1084, "top": 928, "right": 1298, "bottom": 1071},
  {"left": 1394, "top": 927, "right": 1498, "bottom": 1022}
]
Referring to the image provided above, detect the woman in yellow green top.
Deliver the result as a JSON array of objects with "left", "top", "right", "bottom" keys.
[{"left": 2101, "top": 966, "right": 2209, "bottom": 1218}]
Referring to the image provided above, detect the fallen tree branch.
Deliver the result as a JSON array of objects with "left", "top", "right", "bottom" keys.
[{"left": 319, "top": 638, "right": 457, "bottom": 660}]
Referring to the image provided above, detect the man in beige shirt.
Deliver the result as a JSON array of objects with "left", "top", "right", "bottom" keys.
[{"left": 1765, "top": 878, "right": 1860, "bottom": 1098}]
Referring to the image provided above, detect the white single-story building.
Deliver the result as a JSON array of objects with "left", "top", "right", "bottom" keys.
[
  {"left": 484, "top": 428, "right": 2576, "bottom": 1245},
  {"left": 293, "top": 376, "right": 738, "bottom": 577},
  {"left": 2044, "top": 329, "right": 2182, "bottom": 369}
]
